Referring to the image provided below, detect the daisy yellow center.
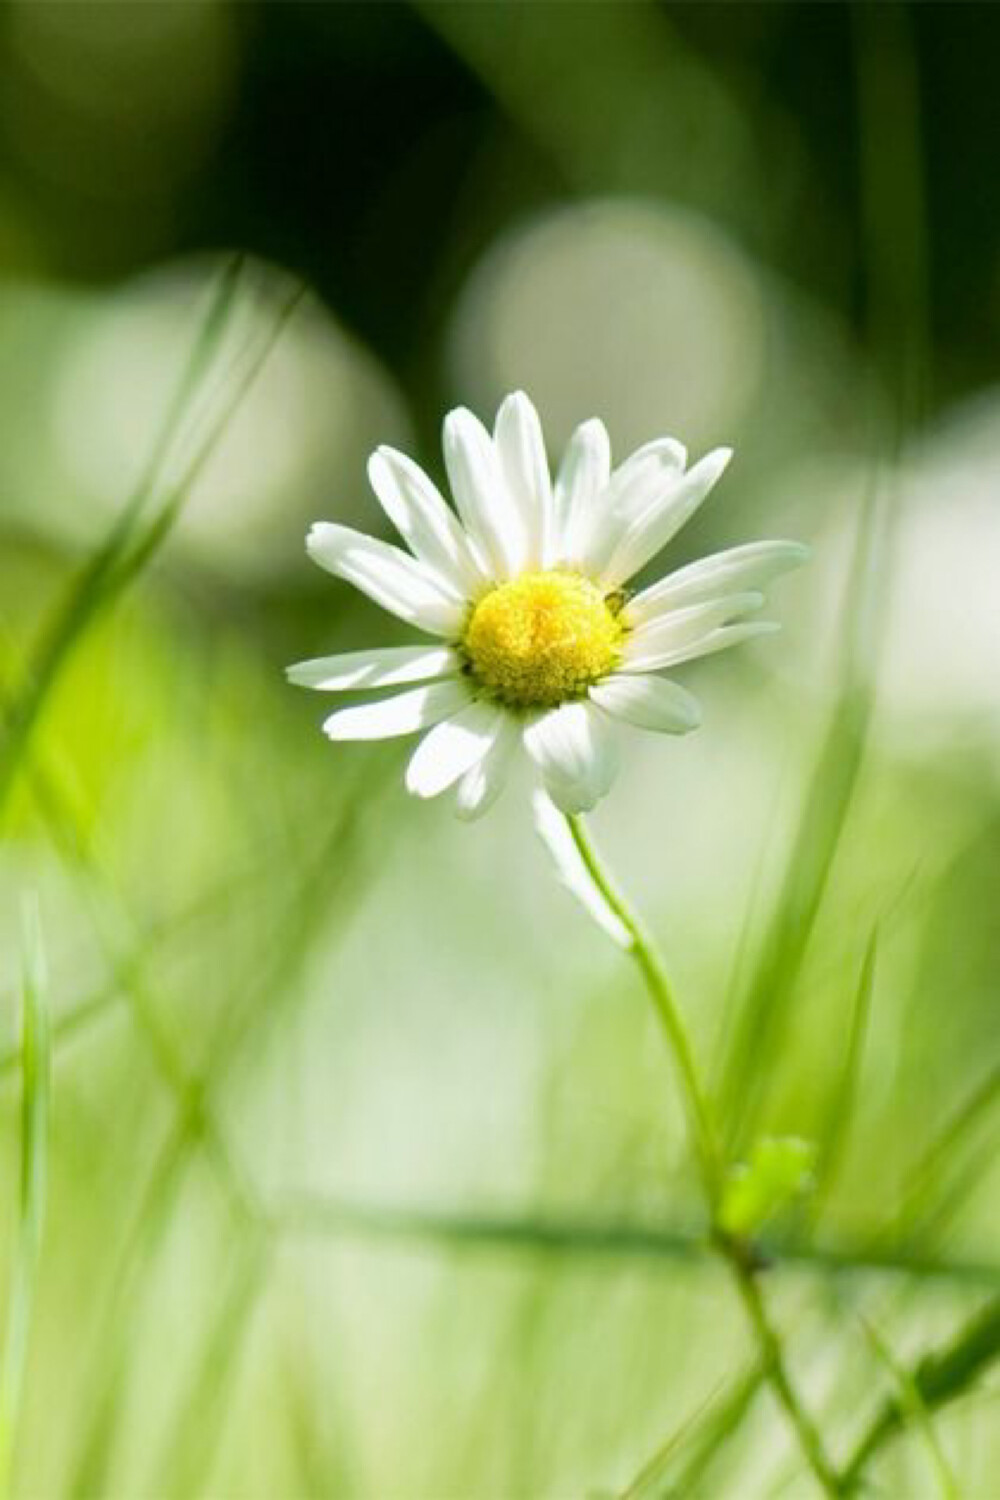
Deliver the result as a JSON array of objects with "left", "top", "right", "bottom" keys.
[{"left": 462, "top": 570, "right": 623, "bottom": 708}]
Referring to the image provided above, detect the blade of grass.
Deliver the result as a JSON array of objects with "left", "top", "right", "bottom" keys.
[
  {"left": 889, "top": 1061, "right": 1000, "bottom": 1242},
  {"left": 889, "top": 1137, "right": 999, "bottom": 1264},
  {"left": 7, "top": 266, "right": 389, "bottom": 1500},
  {"left": 717, "top": 499, "right": 878, "bottom": 1151},
  {"left": 843, "top": 1296, "right": 1000, "bottom": 1492},
  {"left": 106, "top": 277, "right": 307, "bottom": 595},
  {"left": 0, "top": 727, "right": 317, "bottom": 1093},
  {"left": 152, "top": 1234, "right": 269, "bottom": 1500},
  {"left": 859, "top": 1316, "right": 959, "bottom": 1499},
  {"left": 664, "top": 1367, "right": 766, "bottom": 1498},
  {"left": 65, "top": 773, "right": 385, "bottom": 1495},
  {"left": 8, "top": 687, "right": 266, "bottom": 1227},
  {"left": 281, "top": 1346, "right": 359, "bottom": 1500},
  {"left": 720, "top": 0, "right": 928, "bottom": 1153},
  {"left": 620, "top": 1367, "right": 762, "bottom": 1500},
  {"left": 0, "top": 981, "right": 116, "bottom": 1082},
  {"left": 65, "top": 1113, "right": 226, "bottom": 1500},
  {"left": 276, "top": 1196, "right": 704, "bottom": 1266},
  {"left": 0, "top": 257, "right": 246, "bottom": 821},
  {"left": 809, "top": 927, "right": 879, "bottom": 1223},
  {"left": 0, "top": 899, "right": 51, "bottom": 1499},
  {"left": 0, "top": 853, "right": 269, "bottom": 1089},
  {"left": 193, "top": 759, "right": 394, "bottom": 1101},
  {"left": 272, "top": 1194, "right": 1000, "bottom": 1292}
]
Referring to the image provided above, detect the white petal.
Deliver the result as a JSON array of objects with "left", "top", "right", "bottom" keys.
[
  {"left": 615, "top": 436, "right": 688, "bottom": 483},
  {"left": 455, "top": 714, "right": 519, "bottom": 821},
  {"left": 367, "top": 448, "right": 488, "bottom": 597},
  {"left": 322, "top": 680, "right": 471, "bottom": 742},
  {"left": 405, "top": 700, "right": 504, "bottom": 799},
  {"left": 627, "top": 540, "right": 809, "bottom": 626},
  {"left": 532, "top": 790, "right": 632, "bottom": 949},
  {"left": 575, "top": 437, "right": 687, "bottom": 576},
  {"left": 625, "top": 590, "right": 763, "bottom": 649},
  {"left": 589, "top": 674, "right": 701, "bottom": 734},
  {"left": 307, "top": 523, "right": 465, "bottom": 637},
  {"left": 599, "top": 447, "right": 733, "bottom": 588},
  {"left": 442, "top": 407, "right": 526, "bottom": 578},
  {"left": 494, "top": 391, "right": 554, "bottom": 568},
  {"left": 622, "top": 593, "right": 767, "bottom": 672},
  {"left": 609, "top": 440, "right": 688, "bottom": 536},
  {"left": 523, "top": 702, "right": 619, "bottom": 814},
  {"left": 624, "top": 620, "right": 781, "bottom": 673},
  {"left": 287, "top": 645, "right": 459, "bottom": 692},
  {"left": 554, "top": 418, "right": 611, "bottom": 563}
]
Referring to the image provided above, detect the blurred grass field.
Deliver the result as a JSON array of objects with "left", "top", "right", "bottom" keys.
[{"left": 2, "top": 3, "right": 1000, "bottom": 1497}]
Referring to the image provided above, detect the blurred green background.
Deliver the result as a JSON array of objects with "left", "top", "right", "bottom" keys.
[{"left": 1, "top": 3, "right": 1000, "bottom": 1496}]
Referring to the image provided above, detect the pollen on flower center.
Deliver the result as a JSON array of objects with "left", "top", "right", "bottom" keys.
[{"left": 462, "top": 570, "right": 623, "bottom": 708}]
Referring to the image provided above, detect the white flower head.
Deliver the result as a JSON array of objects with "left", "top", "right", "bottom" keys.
[{"left": 288, "top": 392, "right": 806, "bottom": 819}]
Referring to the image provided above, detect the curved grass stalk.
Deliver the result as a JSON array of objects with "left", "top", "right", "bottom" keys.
[
  {"left": 0, "top": 258, "right": 244, "bottom": 820},
  {"left": 0, "top": 260, "right": 305, "bottom": 826}
]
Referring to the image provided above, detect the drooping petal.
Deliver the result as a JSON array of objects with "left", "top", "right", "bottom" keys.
[
  {"left": 322, "top": 680, "right": 471, "bottom": 741},
  {"left": 442, "top": 407, "right": 526, "bottom": 578},
  {"left": 368, "top": 446, "right": 488, "bottom": 596},
  {"left": 523, "top": 701, "right": 619, "bottom": 814},
  {"left": 621, "top": 592, "right": 767, "bottom": 672},
  {"left": 531, "top": 790, "right": 631, "bottom": 948},
  {"left": 455, "top": 714, "right": 518, "bottom": 821},
  {"left": 598, "top": 446, "right": 733, "bottom": 589},
  {"left": 624, "top": 620, "right": 780, "bottom": 674},
  {"left": 405, "top": 700, "right": 505, "bottom": 799},
  {"left": 286, "top": 644, "right": 460, "bottom": 692},
  {"left": 307, "top": 523, "right": 466, "bottom": 636},
  {"left": 627, "top": 540, "right": 809, "bottom": 627},
  {"left": 493, "top": 391, "right": 554, "bottom": 568},
  {"left": 589, "top": 674, "right": 701, "bottom": 734},
  {"left": 554, "top": 418, "right": 611, "bottom": 564}
]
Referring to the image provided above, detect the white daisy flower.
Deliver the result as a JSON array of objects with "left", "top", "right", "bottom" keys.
[{"left": 288, "top": 392, "right": 806, "bottom": 819}]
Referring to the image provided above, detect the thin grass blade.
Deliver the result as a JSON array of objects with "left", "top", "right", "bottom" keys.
[
  {"left": 809, "top": 927, "right": 879, "bottom": 1223},
  {"left": 859, "top": 1316, "right": 959, "bottom": 1499},
  {"left": 718, "top": 481, "right": 885, "bottom": 1152},
  {"left": 0, "top": 257, "right": 247, "bottom": 821},
  {"left": 0, "top": 899, "right": 51, "bottom": 1498}
]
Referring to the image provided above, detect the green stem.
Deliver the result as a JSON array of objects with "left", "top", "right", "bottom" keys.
[
  {"left": 566, "top": 815, "right": 721, "bottom": 1198},
  {"left": 730, "top": 1256, "right": 844, "bottom": 1496},
  {"left": 566, "top": 814, "right": 843, "bottom": 1497}
]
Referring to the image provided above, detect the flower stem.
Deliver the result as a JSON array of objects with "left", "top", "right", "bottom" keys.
[
  {"left": 729, "top": 1251, "right": 845, "bottom": 1496},
  {"left": 566, "top": 814, "right": 721, "bottom": 1197},
  {"left": 565, "top": 813, "right": 843, "bottom": 1497}
]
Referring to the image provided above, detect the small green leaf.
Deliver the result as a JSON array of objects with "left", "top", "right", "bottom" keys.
[{"left": 718, "top": 1136, "right": 816, "bottom": 1238}]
